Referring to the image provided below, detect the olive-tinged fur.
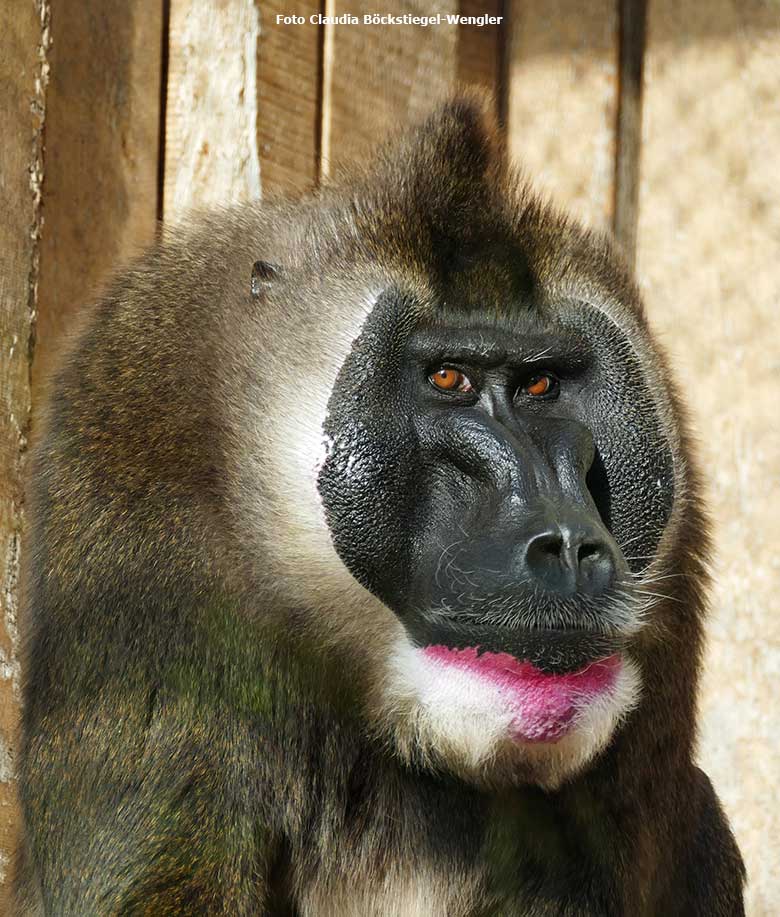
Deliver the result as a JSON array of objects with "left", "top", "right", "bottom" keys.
[{"left": 15, "top": 96, "right": 745, "bottom": 915}]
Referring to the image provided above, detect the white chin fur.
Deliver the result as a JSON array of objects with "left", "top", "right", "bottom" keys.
[{"left": 380, "top": 639, "right": 641, "bottom": 789}]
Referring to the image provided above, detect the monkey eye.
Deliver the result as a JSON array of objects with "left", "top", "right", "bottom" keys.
[
  {"left": 429, "top": 366, "right": 474, "bottom": 393},
  {"left": 521, "top": 372, "right": 559, "bottom": 398}
]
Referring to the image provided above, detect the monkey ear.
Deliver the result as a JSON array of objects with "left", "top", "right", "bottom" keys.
[{"left": 250, "top": 260, "right": 280, "bottom": 299}]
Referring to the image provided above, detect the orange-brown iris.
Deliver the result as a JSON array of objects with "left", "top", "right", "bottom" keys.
[
  {"left": 524, "top": 374, "right": 554, "bottom": 396},
  {"left": 430, "top": 367, "right": 472, "bottom": 392}
]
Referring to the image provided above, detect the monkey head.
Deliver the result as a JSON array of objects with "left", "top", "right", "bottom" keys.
[{"left": 220, "top": 98, "right": 690, "bottom": 790}]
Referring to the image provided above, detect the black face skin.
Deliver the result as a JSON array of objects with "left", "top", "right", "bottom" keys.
[{"left": 318, "top": 288, "right": 674, "bottom": 673}]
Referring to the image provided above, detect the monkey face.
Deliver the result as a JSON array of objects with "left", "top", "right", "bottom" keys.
[
  {"left": 226, "top": 102, "right": 683, "bottom": 789},
  {"left": 311, "top": 284, "right": 672, "bottom": 787}
]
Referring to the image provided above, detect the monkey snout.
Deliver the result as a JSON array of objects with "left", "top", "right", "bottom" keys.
[{"left": 522, "top": 520, "right": 619, "bottom": 598}]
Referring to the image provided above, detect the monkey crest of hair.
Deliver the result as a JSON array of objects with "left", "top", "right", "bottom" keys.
[{"left": 17, "top": 96, "right": 745, "bottom": 915}]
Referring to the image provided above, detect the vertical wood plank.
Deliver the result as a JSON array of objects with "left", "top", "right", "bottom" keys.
[
  {"left": 456, "top": 0, "right": 504, "bottom": 107},
  {"left": 637, "top": 3, "right": 780, "bottom": 911},
  {"left": 0, "top": 0, "right": 50, "bottom": 901},
  {"left": 33, "top": 0, "right": 163, "bottom": 392},
  {"left": 164, "top": 0, "right": 262, "bottom": 216},
  {"left": 257, "top": 0, "right": 322, "bottom": 195},
  {"left": 612, "top": 0, "right": 647, "bottom": 266},
  {"left": 322, "top": 1, "right": 459, "bottom": 172},
  {"left": 505, "top": 0, "right": 618, "bottom": 230}
]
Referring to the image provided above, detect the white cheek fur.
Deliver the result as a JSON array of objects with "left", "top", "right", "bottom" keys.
[{"left": 255, "top": 291, "right": 384, "bottom": 591}]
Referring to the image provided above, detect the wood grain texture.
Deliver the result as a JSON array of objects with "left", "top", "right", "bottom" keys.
[
  {"left": 456, "top": 0, "right": 504, "bottom": 106},
  {"left": 0, "top": 0, "right": 50, "bottom": 901},
  {"left": 505, "top": 0, "right": 618, "bottom": 230},
  {"left": 257, "top": 0, "right": 322, "bottom": 195},
  {"left": 613, "top": 0, "right": 647, "bottom": 266},
  {"left": 33, "top": 0, "right": 163, "bottom": 393},
  {"left": 322, "top": 0, "right": 459, "bottom": 174},
  {"left": 637, "top": 3, "right": 780, "bottom": 911},
  {"left": 164, "top": 0, "right": 262, "bottom": 217}
]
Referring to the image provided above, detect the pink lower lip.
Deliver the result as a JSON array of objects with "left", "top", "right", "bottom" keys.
[{"left": 422, "top": 645, "right": 622, "bottom": 743}]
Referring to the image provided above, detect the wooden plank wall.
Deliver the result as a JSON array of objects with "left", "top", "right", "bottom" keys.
[
  {"left": 638, "top": 3, "right": 780, "bottom": 910},
  {"left": 1, "top": 2, "right": 778, "bottom": 910}
]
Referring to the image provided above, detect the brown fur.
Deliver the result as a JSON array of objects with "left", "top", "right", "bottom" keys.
[{"left": 15, "top": 96, "right": 744, "bottom": 915}]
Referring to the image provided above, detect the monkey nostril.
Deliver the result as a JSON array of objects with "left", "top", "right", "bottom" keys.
[
  {"left": 577, "top": 541, "right": 604, "bottom": 564},
  {"left": 539, "top": 535, "right": 564, "bottom": 557},
  {"left": 526, "top": 532, "right": 565, "bottom": 565},
  {"left": 523, "top": 526, "right": 617, "bottom": 596}
]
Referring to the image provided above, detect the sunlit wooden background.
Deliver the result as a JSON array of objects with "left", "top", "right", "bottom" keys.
[{"left": 1, "top": 1, "right": 778, "bottom": 911}]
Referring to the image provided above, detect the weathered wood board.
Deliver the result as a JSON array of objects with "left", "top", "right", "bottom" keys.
[
  {"left": 505, "top": 0, "right": 618, "bottom": 231},
  {"left": 321, "top": 1, "right": 460, "bottom": 173},
  {"left": 613, "top": 0, "right": 646, "bottom": 265},
  {"left": 0, "top": 0, "right": 51, "bottom": 904},
  {"left": 456, "top": 0, "right": 504, "bottom": 105},
  {"left": 257, "top": 0, "right": 322, "bottom": 195},
  {"left": 33, "top": 0, "right": 163, "bottom": 393},
  {"left": 164, "top": 0, "right": 262, "bottom": 216}
]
